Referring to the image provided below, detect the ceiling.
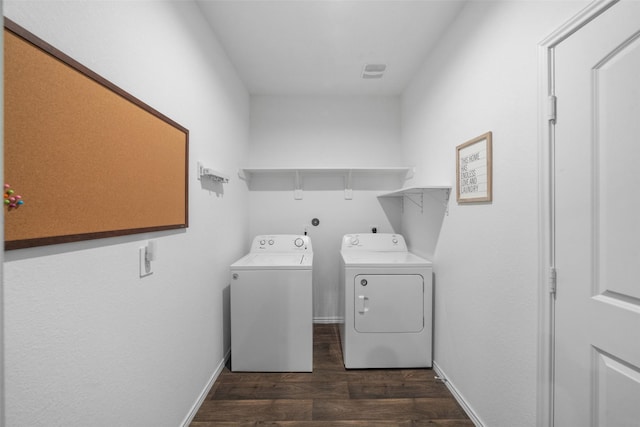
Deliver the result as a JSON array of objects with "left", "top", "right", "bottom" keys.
[{"left": 195, "top": 0, "right": 467, "bottom": 95}]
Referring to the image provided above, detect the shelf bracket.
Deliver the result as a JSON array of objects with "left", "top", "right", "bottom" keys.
[
  {"left": 237, "top": 169, "right": 249, "bottom": 183},
  {"left": 423, "top": 188, "right": 451, "bottom": 215},
  {"left": 345, "top": 170, "right": 353, "bottom": 200},
  {"left": 403, "top": 192, "right": 424, "bottom": 213},
  {"left": 294, "top": 170, "right": 303, "bottom": 200},
  {"left": 444, "top": 188, "right": 451, "bottom": 215}
]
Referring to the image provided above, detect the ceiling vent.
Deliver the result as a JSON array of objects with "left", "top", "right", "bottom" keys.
[{"left": 362, "top": 64, "right": 386, "bottom": 79}]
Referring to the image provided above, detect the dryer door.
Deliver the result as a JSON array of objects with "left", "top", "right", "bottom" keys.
[{"left": 354, "top": 274, "right": 424, "bottom": 333}]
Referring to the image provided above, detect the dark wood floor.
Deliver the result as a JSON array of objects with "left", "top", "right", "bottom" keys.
[{"left": 191, "top": 324, "right": 473, "bottom": 426}]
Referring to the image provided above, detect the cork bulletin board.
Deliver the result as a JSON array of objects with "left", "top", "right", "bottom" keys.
[{"left": 4, "top": 19, "right": 189, "bottom": 250}]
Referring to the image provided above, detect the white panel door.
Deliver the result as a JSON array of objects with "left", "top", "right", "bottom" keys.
[
  {"left": 354, "top": 274, "right": 423, "bottom": 333},
  {"left": 554, "top": 1, "right": 640, "bottom": 425}
]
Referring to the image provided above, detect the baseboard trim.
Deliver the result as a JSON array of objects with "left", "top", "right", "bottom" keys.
[
  {"left": 313, "top": 316, "right": 343, "bottom": 324},
  {"left": 433, "top": 360, "right": 485, "bottom": 427},
  {"left": 181, "top": 347, "right": 230, "bottom": 427}
]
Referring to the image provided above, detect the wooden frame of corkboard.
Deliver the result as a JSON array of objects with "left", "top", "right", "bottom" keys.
[{"left": 4, "top": 18, "right": 189, "bottom": 250}]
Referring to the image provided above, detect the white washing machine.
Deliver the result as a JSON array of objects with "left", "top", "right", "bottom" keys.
[
  {"left": 230, "top": 234, "right": 313, "bottom": 372},
  {"left": 339, "top": 233, "right": 433, "bottom": 369}
]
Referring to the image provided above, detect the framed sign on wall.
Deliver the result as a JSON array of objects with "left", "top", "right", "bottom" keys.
[{"left": 456, "top": 131, "right": 492, "bottom": 203}]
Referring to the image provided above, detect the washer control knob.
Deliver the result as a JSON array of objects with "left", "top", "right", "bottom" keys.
[
  {"left": 350, "top": 237, "right": 359, "bottom": 246},
  {"left": 268, "top": 239, "right": 274, "bottom": 245},
  {"left": 392, "top": 238, "right": 398, "bottom": 244},
  {"left": 260, "top": 240, "right": 266, "bottom": 245},
  {"left": 360, "top": 279, "right": 368, "bottom": 286},
  {"left": 294, "top": 238, "right": 304, "bottom": 247}
]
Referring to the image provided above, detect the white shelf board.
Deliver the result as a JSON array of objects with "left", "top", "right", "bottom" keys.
[
  {"left": 378, "top": 186, "right": 452, "bottom": 214},
  {"left": 378, "top": 185, "right": 451, "bottom": 198},
  {"left": 240, "top": 167, "right": 413, "bottom": 180},
  {"left": 239, "top": 167, "right": 414, "bottom": 200}
]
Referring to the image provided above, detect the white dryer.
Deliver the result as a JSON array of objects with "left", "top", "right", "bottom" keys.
[
  {"left": 340, "top": 233, "right": 433, "bottom": 369},
  {"left": 230, "top": 235, "right": 313, "bottom": 372}
]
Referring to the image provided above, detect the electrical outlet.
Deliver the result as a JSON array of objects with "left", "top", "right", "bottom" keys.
[{"left": 139, "top": 247, "right": 153, "bottom": 277}]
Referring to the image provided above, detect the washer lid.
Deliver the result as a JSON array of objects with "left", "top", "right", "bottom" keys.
[
  {"left": 230, "top": 253, "right": 313, "bottom": 270},
  {"left": 341, "top": 251, "right": 431, "bottom": 268}
]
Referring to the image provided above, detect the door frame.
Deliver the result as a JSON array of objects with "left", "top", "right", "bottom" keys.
[{"left": 537, "top": 1, "right": 619, "bottom": 426}]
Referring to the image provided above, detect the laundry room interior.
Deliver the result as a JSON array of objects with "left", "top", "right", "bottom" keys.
[{"left": 2, "top": 0, "right": 617, "bottom": 426}]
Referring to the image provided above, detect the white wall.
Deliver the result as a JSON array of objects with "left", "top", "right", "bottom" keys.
[
  {"left": 248, "top": 95, "right": 403, "bottom": 321},
  {"left": 3, "top": 1, "right": 249, "bottom": 426},
  {"left": 401, "top": 1, "right": 587, "bottom": 426}
]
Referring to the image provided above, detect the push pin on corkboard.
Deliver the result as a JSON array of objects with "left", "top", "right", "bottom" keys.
[{"left": 4, "top": 183, "right": 24, "bottom": 210}]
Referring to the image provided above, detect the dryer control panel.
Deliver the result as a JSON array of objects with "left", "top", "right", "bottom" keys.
[
  {"left": 251, "top": 234, "right": 312, "bottom": 252},
  {"left": 341, "top": 233, "right": 407, "bottom": 252}
]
